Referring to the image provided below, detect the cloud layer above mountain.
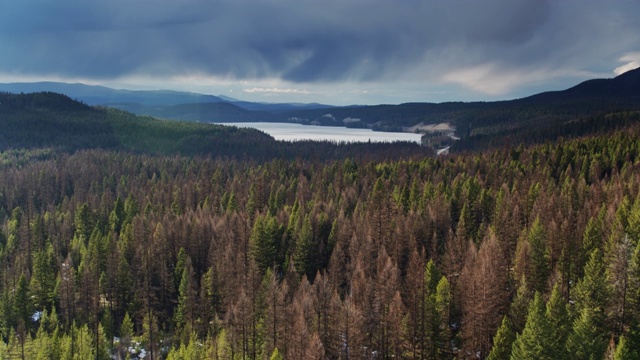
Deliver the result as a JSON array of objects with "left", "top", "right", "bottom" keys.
[{"left": 1, "top": 0, "right": 639, "bottom": 104}]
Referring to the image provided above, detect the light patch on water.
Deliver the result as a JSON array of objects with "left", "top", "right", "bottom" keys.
[{"left": 217, "top": 122, "right": 422, "bottom": 143}]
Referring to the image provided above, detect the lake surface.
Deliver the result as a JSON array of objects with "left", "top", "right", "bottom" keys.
[{"left": 217, "top": 122, "right": 423, "bottom": 143}]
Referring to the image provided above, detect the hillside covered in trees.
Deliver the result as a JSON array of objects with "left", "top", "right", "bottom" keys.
[
  {"left": 0, "top": 91, "right": 427, "bottom": 161},
  {"left": 3, "top": 69, "right": 640, "bottom": 144},
  {"left": 0, "top": 89, "right": 640, "bottom": 359}
]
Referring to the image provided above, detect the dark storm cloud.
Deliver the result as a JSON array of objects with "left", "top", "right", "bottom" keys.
[{"left": 1, "top": 0, "right": 639, "bottom": 90}]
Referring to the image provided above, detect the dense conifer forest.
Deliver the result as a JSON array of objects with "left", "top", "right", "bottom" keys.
[{"left": 1, "top": 92, "right": 640, "bottom": 359}]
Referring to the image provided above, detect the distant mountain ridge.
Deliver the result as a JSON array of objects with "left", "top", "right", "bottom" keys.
[
  {"left": 525, "top": 67, "right": 640, "bottom": 101},
  {"left": 0, "top": 81, "right": 335, "bottom": 112},
  {"left": 0, "top": 81, "right": 228, "bottom": 106},
  {"left": 2, "top": 67, "right": 639, "bottom": 110},
  {"left": 2, "top": 68, "right": 640, "bottom": 145}
]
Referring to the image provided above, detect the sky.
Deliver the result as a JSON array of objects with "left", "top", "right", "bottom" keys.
[{"left": 1, "top": 0, "right": 640, "bottom": 106}]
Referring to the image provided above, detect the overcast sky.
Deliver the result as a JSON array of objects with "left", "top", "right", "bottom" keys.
[{"left": 1, "top": 0, "right": 639, "bottom": 105}]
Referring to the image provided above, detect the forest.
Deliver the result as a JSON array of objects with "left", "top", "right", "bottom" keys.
[{"left": 1, "top": 91, "right": 640, "bottom": 359}]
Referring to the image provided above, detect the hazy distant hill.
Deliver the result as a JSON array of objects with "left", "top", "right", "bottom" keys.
[
  {"left": 0, "top": 82, "right": 227, "bottom": 106},
  {"left": 0, "top": 82, "right": 335, "bottom": 112},
  {"left": 132, "top": 101, "right": 276, "bottom": 123}
]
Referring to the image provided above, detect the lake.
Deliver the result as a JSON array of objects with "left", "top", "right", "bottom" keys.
[{"left": 216, "top": 122, "right": 423, "bottom": 143}]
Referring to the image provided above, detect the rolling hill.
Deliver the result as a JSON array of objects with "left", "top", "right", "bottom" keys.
[
  {"left": 526, "top": 67, "right": 640, "bottom": 101},
  {"left": 0, "top": 91, "right": 274, "bottom": 156}
]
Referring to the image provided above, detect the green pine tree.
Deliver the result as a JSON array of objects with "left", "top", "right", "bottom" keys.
[
  {"left": 573, "top": 248, "right": 608, "bottom": 317},
  {"left": 545, "top": 284, "right": 570, "bottom": 360},
  {"left": 626, "top": 197, "right": 640, "bottom": 244},
  {"left": 583, "top": 207, "right": 605, "bottom": 257},
  {"left": 420, "top": 260, "right": 442, "bottom": 359},
  {"left": 0, "top": 289, "right": 15, "bottom": 338},
  {"left": 0, "top": 339, "right": 7, "bottom": 359},
  {"left": 294, "top": 214, "right": 315, "bottom": 278},
  {"left": 509, "top": 276, "right": 532, "bottom": 333},
  {"left": 174, "top": 257, "right": 196, "bottom": 334},
  {"left": 627, "top": 242, "right": 640, "bottom": 355},
  {"left": 510, "top": 292, "right": 554, "bottom": 360},
  {"left": 270, "top": 347, "right": 284, "bottom": 360},
  {"left": 120, "top": 312, "right": 134, "bottom": 339},
  {"left": 616, "top": 196, "right": 631, "bottom": 232},
  {"left": 30, "top": 244, "right": 58, "bottom": 311},
  {"left": 74, "top": 203, "right": 93, "bottom": 243},
  {"left": 109, "top": 196, "right": 125, "bottom": 234},
  {"left": 14, "top": 273, "right": 32, "bottom": 331},
  {"left": 174, "top": 247, "right": 188, "bottom": 291},
  {"left": 123, "top": 194, "right": 139, "bottom": 224},
  {"left": 435, "top": 275, "right": 452, "bottom": 356},
  {"left": 566, "top": 308, "right": 607, "bottom": 360},
  {"left": 250, "top": 215, "right": 283, "bottom": 273},
  {"left": 487, "top": 316, "right": 516, "bottom": 360},
  {"left": 167, "top": 331, "right": 203, "bottom": 360},
  {"left": 613, "top": 335, "right": 636, "bottom": 360},
  {"left": 31, "top": 321, "right": 53, "bottom": 360}
]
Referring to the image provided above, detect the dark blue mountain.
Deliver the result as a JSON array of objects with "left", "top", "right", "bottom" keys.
[
  {"left": 0, "top": 82, "right": 226, "bottom": 106},
  {"left": 524, "top": 67, "right": 640, "bottom": 101}
]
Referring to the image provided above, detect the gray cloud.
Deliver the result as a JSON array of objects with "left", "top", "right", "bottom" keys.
[{"left": 0, "top": 0, "right": 639, "bottom": 102}]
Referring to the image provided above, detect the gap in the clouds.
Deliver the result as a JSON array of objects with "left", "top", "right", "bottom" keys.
[{"left": 215, "top": 122, "right": 423, "bottom": 143}]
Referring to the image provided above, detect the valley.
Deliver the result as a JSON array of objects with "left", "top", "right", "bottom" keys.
[{"left": 0, "top": 69, "right": 639, "bottom": 359}]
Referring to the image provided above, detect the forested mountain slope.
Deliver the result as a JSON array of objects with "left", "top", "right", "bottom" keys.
[
  {"left": 527, "top": 66, "right": 640, "bottom": 100},
  {"left": 0, "top": 108, "right": 639, "bottom": 358},
  {"left": 276, "top": 69, "right": 640, "bottom": 150},
  {"left": 0, "top": 91, "right": 272, "bottom": 155},
  {"left": 115, "top": 66, "right": 640, "bottom": 154},
  {"left": 0, "top": 91, "right": 426, "bottom": 161},
  {"left": 4, "top": 69, "right": 640, "bottom": 148}
]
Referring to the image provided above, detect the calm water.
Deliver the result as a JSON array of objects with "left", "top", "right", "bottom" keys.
[{"left": 217, "top": 122, "right": 422, "bottom": 143}]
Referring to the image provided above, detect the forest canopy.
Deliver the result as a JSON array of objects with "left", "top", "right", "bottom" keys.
[{"left": 0, "top": 92, "right": 640, "bottom": 359}]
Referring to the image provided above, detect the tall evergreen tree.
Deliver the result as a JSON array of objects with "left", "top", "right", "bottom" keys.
[
  {"left": 108, "top": 196, "right": 125, "bottom": 235},
  {"left": 573, "top": 248, "right": 609, "bottom": 318},
  {"left": 614, "top": 333, "right": 640, "bottom": 360},
  {"left": 626, "top": 197, "right": 640, "bottom": 244},
  {"left": 29, "top": 244, "right": 57, "bottom": 311},
  {"left": 418, "top": 259, "right": 442, "bottom": 359},
  {"left": 566, "top": 308, "right": 608, "bottom": 360},
  {"left": 250, "top": 215, "right": 283, "bottom": 274},
  {"left": 14, "top": 273, "right": 32, "bottom": 333},
  {"left": 294, "top": 214, "right": 315, "bottom": 278},
  {"left": 508, "top": 276, "right": 532, "bottom": 333},
  {"left": 0, "top": 289, "right": 14, "bottom": 338},
  {"left": 435, "top": 276, "right": 452, "bottom": 357},
  {"left": 487, "top": 316, "right": 515, "bottom": 360},
  {"left": 568, "top": 234, "right": 609, "bottom": 360},
  {"left": 527, "top": 217, "right": 550, "bottom": 294},
  {"left": 582, "top": 208, "right": 605, "bottom": 260},
  {"left": 545, "top": 284, "right": 570, "bottom": 360},
  {"left": 510, "top": 292, "right": 554, "bottom": 360},
  {"left": 174, "top": 256, "right": 197, "bottom": 338}
]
